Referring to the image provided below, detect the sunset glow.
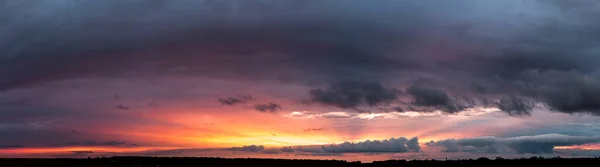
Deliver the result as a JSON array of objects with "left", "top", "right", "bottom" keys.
[{"left": 2, "top": 0, "right": 600, "bottom": 162}]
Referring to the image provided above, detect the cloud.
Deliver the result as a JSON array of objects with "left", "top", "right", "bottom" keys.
[
  {"left": 2, "top": 2, "right": 600, "bottom": 153},
  {"left": 254, "top": 103, "right": 281, "bottom": 112},
  {"left": 225, "top": 145, "right": 265, "bottom": 152},
  {"left": 427, "top": 134, "right": 600, "bottom": 154},
  {"left": 218, "top": 95, "right": 253, "bottom": 106},
  {"left": 115, "top": 105, "right": 130, "bottom": 110},
  {"left": 280, "top": 146, "right": 295, "bottom": 153},
  {"left": 284, "top": 108, "right": 497, "bottom": 120},
  {"left": 0, "top": 1, "right": 599, "bottom": 117},
  {"left": 496, "top": 95, "right": 534, "bottom": 116},
  {"left": 518, "top": 70, "right": 600, "bottom": 115},
  {"left": 502, "top": 123, "right": 600, "bottom": 137},
  {"left": 321, "top": 137, "right": 421, "bottom": 153},
  {"left": 405, "top": 85, "right": 472, "bottom": 113},
  {"left": 220, "top": 137, "right": 421, "bottom": 155},
  {"left": 303, "top": 128, "right": 324, "bottom": 132},
  {"left": 51, "top": 141, "right": 130, "bottom": 147},
  {"left": 407, "top": 85, "right": 450, "bottom": 107},
  {"left": 307, "top": 81, "right": 399, "bottom": 110},
  {"left": 0, "top": 145, "right": 25, "bottom": 149}
]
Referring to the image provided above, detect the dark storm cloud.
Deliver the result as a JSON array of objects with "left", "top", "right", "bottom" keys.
[
  {"left": 404, "top": 85, "right": 480, "bottom": 113},
  {"left": 218, "top": 95, "right": 253, "bottom": 106},
  {"left": 0, "top": 0, "right": 432, "bottom": 91},
  {"left": 406, "top": 85, "right": 459, "bottom": 113},
  {"left": 253, "top": 103, "right": 281, "bottom": 112},
  {"left": 407, "top": 85, "right": 450, "bottom": 106},
  {"left": 426, "top": 134, "right": 600, "bottom": 154},
  {"left": 307, "top": 81, "right": 399, "bottom": 110},
  {"left": 1, "top": 1, "right": 600, "bottom": 116},
  {"left": 518, "top": 70, "right": 600, "bottom": 115},
  {"left": 496, "top": 95, "right": 534, "bottom": 116},
  {"left": 321, "top": 137, "right": 420, "bottom": 153}
]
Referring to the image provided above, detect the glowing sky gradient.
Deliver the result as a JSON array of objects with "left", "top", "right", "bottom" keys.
[{"left": 2, "top": 0, "right": 600, "bottom": 162}]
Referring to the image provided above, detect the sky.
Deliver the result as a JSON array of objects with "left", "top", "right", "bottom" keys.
[{"left": 2, "top": 0, "right": 600, "bottom": 162}]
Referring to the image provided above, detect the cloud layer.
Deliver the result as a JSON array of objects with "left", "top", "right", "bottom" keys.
[
  {"left": 307, "top": 81, "right": 399, "bottom": 110},
  {"left": 1, "top": 1, "right": 600, "bottom": 116},
  {"left": 322, "top": 137, "right": 421, "bottom": 153},
  {"left": 2, "top": 0, "right": 600, "bottom": 161},
  {"left": 426, "top": 134, "right": 600, "bottom": 154}
]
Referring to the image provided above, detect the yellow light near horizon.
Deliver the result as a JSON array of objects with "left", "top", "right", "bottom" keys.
[{"left": 202, "top": 133, "right": 339, "bottom": 147}]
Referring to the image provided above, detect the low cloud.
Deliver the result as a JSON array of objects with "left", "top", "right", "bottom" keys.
[
  {"left": 218, "top": 95, "right": 253, "bottom": 106},
  {"left": 52, "top": 141, "right": 130, "bottom": 147},
  {"left": 426, "top": 134, "right": 600, "bottom": 154},
  {"left": 225, "top": 145, "right": 265, "bottom": 152},
  {"left": 254, "top": 103, "right": 281, "bottom": 112},
  {"left": 321, "top": 137, "right": 421, "bottom": 153},
  {"left": 280, "top": 146, "right": 295, "bottom": 153},
  {"left": 221, "top": 137, "right": 421, "bottom": 155},
  {"left": 0, "top": 145, "right": 25, "bottom": 149}
]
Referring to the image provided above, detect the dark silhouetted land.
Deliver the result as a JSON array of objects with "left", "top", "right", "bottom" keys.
[{"left": 2, "top": 156, "right": 600, "bottom": 167}]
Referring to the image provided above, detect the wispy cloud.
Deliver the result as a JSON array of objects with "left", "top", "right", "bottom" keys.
[{"left": 284, "top": 108, "right": 499, "bottom": 120}]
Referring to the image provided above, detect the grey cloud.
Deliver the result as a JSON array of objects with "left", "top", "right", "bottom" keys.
[
  {"left": 321, "top": 137, "right": 420, "bottom": 153},
  {"left": 407, "top": 85, "right": 450, "bottom": 107},
  {"left": 280, "top": 146, "right": 295, "bottom": 153},
  {"left": 308, "top": 81, "right": 399, "bottom": 110},
  {"left": 223, "top": 137, "right": 421, "bottom": 154},
  {"left": 253, "top": 103, "right": 281, "bottom": 112},
  {"left": 261, "top": 149, "right": 281, "bottom": 154},
  {"left": 115, "top": 105, "right": 130, "bottom": 110},
  {"left": 0, "top": 145, "right": 25, "bottom": 149},
  {"left": 406, "top": 137, "right": 421, "bottom": 152},
  {"left": 521, "top": 70, "right": 600, "bottom": 114},
  {"left": 0, "top": 0, "right": 434, "bottom": 91},
  {"left": 71, "top": 151, "right": 94, "bottom": 154},
  {"left": 557, "top": 149, "right": 600, "bottom": 157},
  {"left": 52, "top": 141, "right": 130, "bottom": 147},
  {"left": 218, "top": 95, "right": 253, "bottom": 106},
  {"left": 405, "top": 85, "right": 475, "bottom": 113},
  {"left": 225, "top": 145, "right": 265, "bottom": 152},
  {"left": 1, "top": 1, "right": 600, "bottom": 116},
  {"left": 427, "top": 134, "right": 600, "bottom": 154},
  {"left": 501, "top": 123, "right": 600, "bottom": 137},
  {"left": 496, "top": 95, "right": 534, "bottom": 116}
]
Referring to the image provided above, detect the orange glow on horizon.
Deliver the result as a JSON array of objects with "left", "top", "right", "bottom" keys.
[
  {"left": 555, "top": 144, "right": 600, "bottom": 150},
  {"left": 0, "top": 146, "right": 181, "bottom": 155}
]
